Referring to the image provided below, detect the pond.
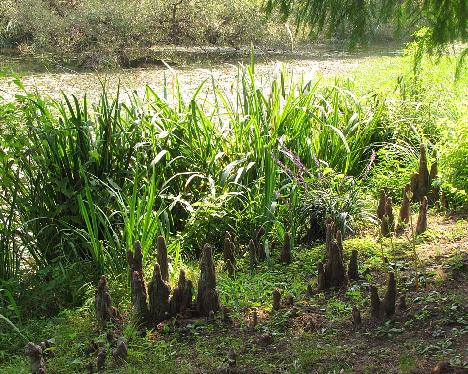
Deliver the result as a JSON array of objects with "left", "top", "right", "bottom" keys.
[{"left": 0, "top": 44, "right": 401, "bottom": 102}]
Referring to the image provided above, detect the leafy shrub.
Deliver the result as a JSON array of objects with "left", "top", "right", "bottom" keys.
[
  {"left": 439, "top": 182, "right": 468, "bottom": 211},
  {"left": 297, "top": 169, "right": 372, "bottom": 241},
  {"left": 440, "top": 125, "right": 468, "bottom": 192}
]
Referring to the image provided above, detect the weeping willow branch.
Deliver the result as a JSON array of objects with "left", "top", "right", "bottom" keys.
[{"left": 266, "top": 0, "right": 467, "bottom": 47}]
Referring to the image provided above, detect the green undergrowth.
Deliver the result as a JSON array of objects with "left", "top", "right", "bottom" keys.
[
  {"left": 2, "top": 213, "right": 466, "bottom": 373},
  {"left": 333, "top": 53, "right": 468, "bottom": 203}
]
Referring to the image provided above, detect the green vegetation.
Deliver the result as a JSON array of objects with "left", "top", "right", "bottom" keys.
[
  {"left": 267, "top": 0, "right": 467, "bottom": 47},
  {"left": 0, "top": 0, "right": 293, "bottom": 68},
  {"left": 0, "top": 24, "right": 467, "bottom": 373},
  {"left": 1, "top": 45, "right": 467, "bottom": 301},
  {"left": 1, "top": 214, "right": 467, "bottom": 373},
  {"left": 2, "top": 51, "right": 465, "bottom": 284}
]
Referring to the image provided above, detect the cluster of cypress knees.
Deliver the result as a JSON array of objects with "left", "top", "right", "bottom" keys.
[
  {"left": 306, "top": 143, "right": 441, "bottom": 328},
  {"left": 302, "top": 219, "right": 403, "bottom": 328},
  {"left": 95, "top": 236, "right": 221, "bottom": 329},
  {"left": 77, "top": 236, "right": 222, "bottom": 373},
  {"left": 379, "top": 143, "right": 442, "bottom": 237}
]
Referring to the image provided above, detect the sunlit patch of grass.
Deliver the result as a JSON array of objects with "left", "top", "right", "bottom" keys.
[
  {"left": 296, "top": 334, "right": 352, "bottom": 373},
  {"left": 217, "top": 244, "right": 323, "bottom": 311},
  {"left": 345, "top": 236, "right": 385, "bottom": 270},
  {"left": 398, "top": 352, "right": 421, "bottom": 373}
]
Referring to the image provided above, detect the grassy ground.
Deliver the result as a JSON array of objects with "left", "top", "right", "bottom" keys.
[{"left": 1, "top": 211, "right": 466, "bottom": 373}]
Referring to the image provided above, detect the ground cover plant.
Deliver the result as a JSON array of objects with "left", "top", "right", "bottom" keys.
[{"left": 0, "top": 44, "right": 467, "bottom": 373}]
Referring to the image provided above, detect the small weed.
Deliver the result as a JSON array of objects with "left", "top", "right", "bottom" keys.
[
  {"left": 326, "top": 298, "right": 350, "bottom": 320},
  {"left": 417, "top": 338, "right": 455, "bottom": 357},
  {"left": 399, "top": 353, "right": 419, "bottom": 373},
  {"left": 376, "top": 320, "right": 405, "bottom": 338}
]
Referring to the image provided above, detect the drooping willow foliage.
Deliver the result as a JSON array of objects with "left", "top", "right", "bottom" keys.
[{"left": 266, "top": 0, "right": 467, "bottom": 46}]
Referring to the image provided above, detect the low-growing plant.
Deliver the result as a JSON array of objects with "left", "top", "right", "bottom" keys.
[
  {"left": 298, "top": 170, "right": 372, "bottom": 241},
  {"left": 440, "top": 127, "right": 468, "bottom": 193},
  {"left": 439, "top": 182, "right": 468, "bottom": 211},
  {"left": 367, "top": 146, "right": 418, "bottom": 202}
]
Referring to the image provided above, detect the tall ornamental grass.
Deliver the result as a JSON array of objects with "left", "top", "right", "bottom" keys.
[{"left": 1, "top": 63, "right": 393, "bottom": 282}]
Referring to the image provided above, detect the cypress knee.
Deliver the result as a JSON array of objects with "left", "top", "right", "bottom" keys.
[
  {"left": 157, "top": 236, "right": 169, "bottom": 283},
  {"left": 196, "top": 244, "right": 220, "bottom": 316},
  {"left": 382, "top": 272, "right": 396, "bottom": 316},
  {"left": 352, "top": 306, "right": 362, "bottom": 328},
  {"left": 381, "top": 215, "right": 390, "bottom": 237},
  {"left": 226, "top": 259, "right": 235, "bottom": 277},
  {"left": 170, "top": 269, "right": 193, "bottom": 316},
  {"left": 440, "top": 190, "right": 448, "bottom": 209},
  {"left": 148, "top": 264, "right": 170, "bottom": 323},
  {"left": 131, "top": 271, "right": 149, "bottom": 324},
  {"left": 418, "top": 144, "right": 430, "bottom": 199},
  {"left": 128, "top": 241, "right": 149, "bottom": 325},
  {"left": 285, "top": 294, "right": 294, "bottom": 306},
  {"left": 399, "top": 183, "right": 411, "bottom": 225},
  {"left": 182, "top": 280, "right": 194, "bottom": 314},
  {"left": 97, "top": 349, "right": 106, "bottom": 372},
  {"left": 336, "top": 230, "right": 344, "bottom": 261},
  {"left": 385, "top": 197, "right": 395, "bottom": 235},
  {"left": 112, "top": 337, "right": 128, "bottom": 364},
  {"left": 370, "top": 285, "right": 381, "bottom": 318},
  {"left": 377, "top": 189, "right": 386, "bottom": 220},
  {"left": 272, "top": 288, "right": 281, "bottom": 311},
  {"left": 230, "top": 237, "right": 236, "bottom": 258},
  {"left": 223, "top": 232, "right": 236, "bottom": 274},
  {"left": 25, "top": 342, "right": 45, "bottom": 374},
  {"left": 128, "top": 240, "right": 143, "bottom": 273},
  {"left": 319, "top": 225, "right": 347, "bottom": 290},
  {"left": 410, "top": 172, "right": 420, "bottom": 203},
  {"left": 324, "top": 238, "right": 346, "bottom": 287},
  {"left": 95, "top": 275, "right": 114, "bottom": 326},
  {"left": 398, "top": 295, "right": 407, "bottom": 310},
  {"left": 223, "top": 234, "right": 232, "bottom": 265},
  {"left": 416, "top": 196, "right": 428, "bottom": 235},
  {"left": 280, "top": 232, "right": 292, "bottom": 264},
  {"left": 348, "top": 249, "right": 359, "bottom": 280},
  {"left": 254, "top": 227, "right": 266, "bottom": 260}
]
